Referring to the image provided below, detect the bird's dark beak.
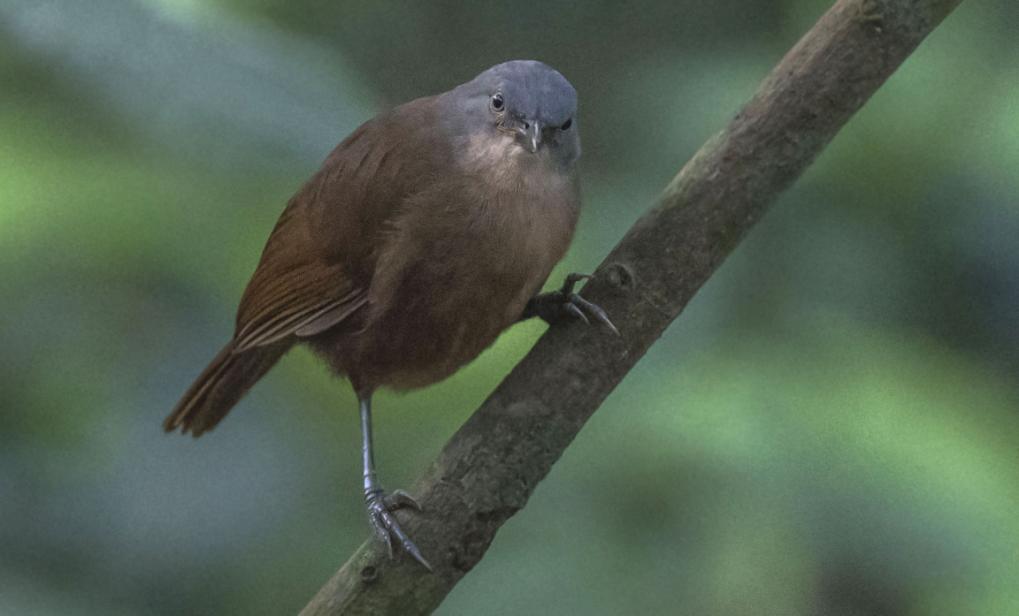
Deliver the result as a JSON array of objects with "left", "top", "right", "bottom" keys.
[{"left": 520, "top": 121, "right": 542, "bottom": 153}]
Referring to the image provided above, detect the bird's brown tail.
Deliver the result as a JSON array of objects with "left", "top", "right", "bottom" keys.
[{"left": 164, "top": 340, "right": 289, "bottom": 436}]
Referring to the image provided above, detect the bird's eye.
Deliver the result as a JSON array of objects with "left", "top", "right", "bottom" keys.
[
  {"left": 490, "top": 93, "right": 504, "bottom": 112},
  {"left": 561, "top": 118, "right": 573, "bottom": 130}
]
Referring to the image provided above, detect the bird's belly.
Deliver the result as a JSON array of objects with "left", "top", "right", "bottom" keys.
[{"left": 353, "top": 250, "right": 541, "bottom": 390}]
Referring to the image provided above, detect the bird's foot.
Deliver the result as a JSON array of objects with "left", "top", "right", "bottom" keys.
[
  {"left": 525, "top": 273, "right": 619, "bottom": 335},
  {"left": 365, "top": 487, "right": 432, "bottom": 570}
]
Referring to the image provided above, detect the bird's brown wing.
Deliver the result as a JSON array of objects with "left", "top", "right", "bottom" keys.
[
  {"left": 233, "top": 267, "right": 367, "bottom": 352},
  {"left": 167, "top": 96, "right": 444, "bottom": 434},
  {"left": 231, "top": 188, "right": 368, "bottom": 353},
  {"left": 231, "top": 97, "right": 444, "bottom": 352}
]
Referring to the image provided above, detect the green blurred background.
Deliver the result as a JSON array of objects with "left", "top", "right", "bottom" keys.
[{"left": 2, "top": 1, "right": 1018, "bottom": 614}]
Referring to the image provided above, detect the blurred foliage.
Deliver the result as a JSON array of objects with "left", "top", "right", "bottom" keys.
[{"left": 1, "top": 1, "right": 1018, "bottom": 614}]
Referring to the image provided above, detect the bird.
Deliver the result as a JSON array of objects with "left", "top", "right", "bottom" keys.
[{"left": 164, "top": 60, "right": 616, "bottom": 569}]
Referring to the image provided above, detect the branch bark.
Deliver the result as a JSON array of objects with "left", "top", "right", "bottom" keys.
[{"left": 301, "top": 1, "right": 962, "bottom": 613}]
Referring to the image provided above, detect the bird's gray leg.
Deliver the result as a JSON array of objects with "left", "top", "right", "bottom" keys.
[
  {"left": 521, "top": 273, "right": 619, "bottom": 335},
  {"left": 359, "top": 395, "right": 431, "bottom": 570}
]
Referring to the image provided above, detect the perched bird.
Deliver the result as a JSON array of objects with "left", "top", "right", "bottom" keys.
[{"left": 165, "top": 60, "right": 615, "bottom": 568}]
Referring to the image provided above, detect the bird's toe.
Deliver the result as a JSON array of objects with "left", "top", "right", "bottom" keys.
[{"left": 365, "top": 489, "right": 431, "bottom": 570}]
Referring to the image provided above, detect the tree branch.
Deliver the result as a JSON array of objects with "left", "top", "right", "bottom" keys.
[{"left": 301, "top": 1, "right": 962, "bottom": 613}]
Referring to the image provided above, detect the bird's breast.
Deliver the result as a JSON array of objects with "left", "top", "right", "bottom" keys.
[{"left": 342, "top": 156, "right": 579, "bottom": 390}]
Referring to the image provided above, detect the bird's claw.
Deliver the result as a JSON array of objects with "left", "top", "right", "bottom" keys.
[
  {"left": 565, "top": 291, "right": 619, "bottom": 336},
  {"left": 522, "top": 272, "right": 619, "bottom": 335},
  {"left": 554, "top": 273, "right": 619, "bottom": 335},
  {"left": 383, "top": 489, "right": 422, "bottom": 512},
  {"left": 563, "top": 301, "right": 590, "bottom": 324},
  {"left": 559, "top": 272, "right": 592, "bottom": 295},
  {"left": 365, "top": 488, "right": 432, "bottom": 570}
]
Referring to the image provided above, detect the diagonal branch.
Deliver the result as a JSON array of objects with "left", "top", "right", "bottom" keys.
[{"left": 301, "top": 0, "right": 963, "bottom": 613}]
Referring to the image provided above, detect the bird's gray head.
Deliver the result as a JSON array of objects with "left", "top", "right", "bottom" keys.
[{"left": 444, "top": 60, "right": 580, "bottom": 169}]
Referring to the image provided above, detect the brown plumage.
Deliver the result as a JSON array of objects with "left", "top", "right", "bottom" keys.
[
  {"left": 165, "top": 60, "right": 613, "bottom": 566},
  {"left": 164, "top": 94, "right": 577, "bottom": 434}
]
